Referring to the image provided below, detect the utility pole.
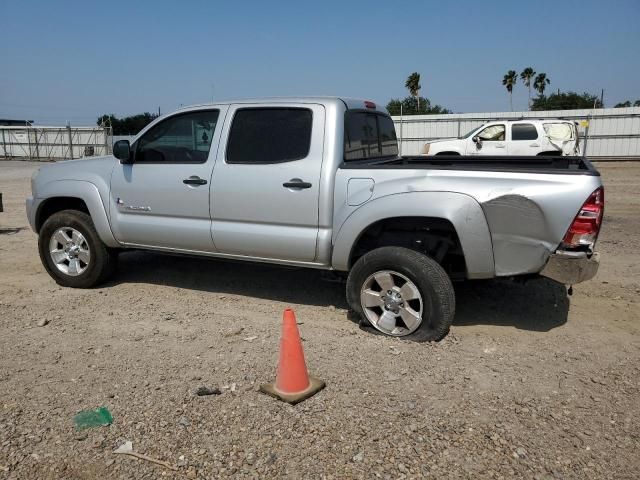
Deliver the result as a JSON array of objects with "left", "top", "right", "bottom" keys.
[
  {"left": 600, "top": 89, "right": 604, "bottom": 108},
  {"left": 399, "top": 103, "right": 403, "bottom": 157},
  {"left": 66, "top": 121, "right": 74, "bottom": 159}
]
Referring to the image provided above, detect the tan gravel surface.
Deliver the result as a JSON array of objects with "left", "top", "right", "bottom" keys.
[{"left": 0, "top": 160, "right": 638, "bottom": 479}]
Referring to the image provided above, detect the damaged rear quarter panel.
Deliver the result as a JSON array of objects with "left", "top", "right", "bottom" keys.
[{"left": 478, "top": 173, "right": 603, "bottom": 276}]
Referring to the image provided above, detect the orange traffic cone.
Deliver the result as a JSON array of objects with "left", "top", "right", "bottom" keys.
[{"left": 260, "top": 309, "right": 325, "bottom": 404}]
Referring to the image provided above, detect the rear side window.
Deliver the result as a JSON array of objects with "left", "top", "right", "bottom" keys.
[
  {"left": 512, "top": 123, "right": 538, "bottom": 141},
  {"left": 344, "top": 112, "right": 398, "bottom": 161},
  {"left": 227, "top": 108, "right": 313, "bottom": 164}
]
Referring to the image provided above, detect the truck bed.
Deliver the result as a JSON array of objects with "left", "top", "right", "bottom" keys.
[{"left": 341, "top": 155, "right": 600, "bottom": 176}]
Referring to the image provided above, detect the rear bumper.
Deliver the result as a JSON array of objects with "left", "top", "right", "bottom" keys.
[{"left": 541, "top": 250, "right": 600, "bottom": 284}]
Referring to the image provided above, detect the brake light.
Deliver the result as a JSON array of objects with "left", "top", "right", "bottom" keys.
[
  {"left": 364, "top": 101, "right": 376, "bottom": 109},
  {"left": 562, "top": 187, "right": 604, "bottom": 248}
]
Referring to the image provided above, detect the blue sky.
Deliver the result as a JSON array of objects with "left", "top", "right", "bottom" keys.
[{"left": 1, "top": 0, "right": 639, "bottom": 125}]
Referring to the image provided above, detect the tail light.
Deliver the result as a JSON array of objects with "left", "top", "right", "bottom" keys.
[{"left": 562, "top": 187, "right": 604, "bottom": 249}]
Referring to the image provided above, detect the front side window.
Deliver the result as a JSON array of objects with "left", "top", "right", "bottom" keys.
[
  {"left": 512, "top": 123, "right": 538, "bottom": 140},
  {"left": 344, "top": 112, "right": 398, "bottom": 161},
  {"left": 226, "top": 108, "right": 313, "bottom": 164},
  {"left": 477, "top": 124, "right": 505, "bottom": 141},
  {"left": 136, "top": 110, "right": 219, "bottom": 163}
]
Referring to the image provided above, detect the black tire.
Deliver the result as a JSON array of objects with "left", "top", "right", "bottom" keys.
[
  {"left": 435, "top": 151, "right": 461, "bottom": 156},
  {"left": 346, "top": 247, "right": 455, "bottom": 342},
  {"left": 38, "top": 209, "right": 117, "bottom": 288}
]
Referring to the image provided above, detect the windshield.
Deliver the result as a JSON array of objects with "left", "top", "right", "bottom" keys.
[{"left": 460, "top": 127, "right": 478, "bottom": 139}]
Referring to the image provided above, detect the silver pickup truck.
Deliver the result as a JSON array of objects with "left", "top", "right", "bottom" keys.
[{"left": 26, "top": 97, "right": 603, "bottom": 341}]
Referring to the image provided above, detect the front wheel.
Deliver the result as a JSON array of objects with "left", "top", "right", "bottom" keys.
[
  {"left": 38, "top": 209, "right": 117, "bottom": 288},
  {"left": 346, "top": 247, "right": 455, "bottom": 342}
]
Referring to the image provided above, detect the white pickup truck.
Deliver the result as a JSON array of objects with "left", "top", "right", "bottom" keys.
[
  {"left": 26, "top": 98, "right": 602, "bottom": 342},
  {"left": 423, "top": 119, "right": 580, "bottom": 156}
]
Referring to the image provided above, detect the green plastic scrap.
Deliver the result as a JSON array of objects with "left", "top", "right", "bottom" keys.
[{"left": 73, "top": 407, "right": 113, "bottom": 430}]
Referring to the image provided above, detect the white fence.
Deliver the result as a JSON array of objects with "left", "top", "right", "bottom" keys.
[
  {"left": 393, "top": 107, "right": 640, "bottom": 159},
  {"left": 0, "top": 126, "right": 112, "bottom": 160}
]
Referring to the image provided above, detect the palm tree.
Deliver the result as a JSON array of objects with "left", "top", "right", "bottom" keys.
[
  {"left": 502, "top": 70, "right": 517, "bottom": 111},
  {"left": 534, "top": 73, "right": 551, "bottom": 97},
  {"left": 520, "top": 67, "right": 536, "bottom": 109},
  {"left": 405, "top": 72, "right": 421, "bottom": 111}
]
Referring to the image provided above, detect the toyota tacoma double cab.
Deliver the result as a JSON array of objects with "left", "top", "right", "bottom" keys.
[{"left": 26, "top": 97, "right": 603, "bottom": 341}]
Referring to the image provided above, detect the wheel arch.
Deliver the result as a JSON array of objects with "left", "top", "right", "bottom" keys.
[
  {"left": 332, "top": 191, "right": 495, "bottom": 279},
  {"left": 34, "top": 180, "right": 119, "bottom": 247}
]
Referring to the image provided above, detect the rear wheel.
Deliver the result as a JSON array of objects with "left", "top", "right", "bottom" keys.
[
  {"left": 346, "top": 247, "right": 455, "bottom": 342},
  {"left": 38, "top": 210, "right": 117, "bottom": 288}
]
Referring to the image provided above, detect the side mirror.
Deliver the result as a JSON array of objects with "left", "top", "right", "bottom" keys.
[
  {"left": 113, "top": 140, "right": 132, "bottom": 164},
  {"left": 472, "top": 135, "right": 480, "bottom": 144}
]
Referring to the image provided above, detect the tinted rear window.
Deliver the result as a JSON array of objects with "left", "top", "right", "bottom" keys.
[
  {"left": 512, "top": 123, "right": 538, "bottom": 141},
  {"left": 227, "top": 108, "right": 313, "bottom": 164},
  {"left": 344, "top": 112, "right": 398, "bottom": 161}
]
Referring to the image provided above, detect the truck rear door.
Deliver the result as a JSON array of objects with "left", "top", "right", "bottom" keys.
[
  {"left": 509, "top": 122, "right": 542, "bottom": 155},
  {"left": 210, "top": 103, "right": 325, "bottom": 262}
]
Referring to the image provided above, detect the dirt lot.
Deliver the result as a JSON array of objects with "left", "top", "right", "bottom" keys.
[{"left": 0, "top": 160, "right": 638, "bottom": 479}]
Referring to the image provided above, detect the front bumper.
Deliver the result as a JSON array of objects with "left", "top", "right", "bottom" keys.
[
  {"left": 541, "top": 250, "right": 600, "bottom": 284},
  {"left": 26, "top": 196, "right": 36, "bottom": 231}
]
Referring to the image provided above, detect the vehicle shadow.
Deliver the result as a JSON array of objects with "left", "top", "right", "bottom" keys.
[
  {"left": 453, "top": 278, "right": 569, "bottom": 332},
  {"left": 109, "top": 251, "right": 569, "bottom": 332},
  {"left": 0, "top": 227, "right": 25, "bottom": 235},
  {"left": 109, "top": 250, "right": 349, "bottom": 309}
]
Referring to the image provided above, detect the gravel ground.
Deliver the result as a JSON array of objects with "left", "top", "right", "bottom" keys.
[{"left": 0, "top": 160, "right": 638, "bottom": 479}]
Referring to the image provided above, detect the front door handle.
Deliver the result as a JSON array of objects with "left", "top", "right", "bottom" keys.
[
  {"left": 183, "top": 176, "right": 207, "bottom": 186},
  {"left": 495, "top": 144, "right": 506, "bottom": 149},
  {"left": 283, "top": 179, "right": 312, "bottom": 189}
]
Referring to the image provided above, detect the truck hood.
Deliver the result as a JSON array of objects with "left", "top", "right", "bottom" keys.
[
  {"left": 427, "top": 137, "right": 458, "bottom": 144},
  {"left": 34, "top": 155, "right": 117, "bottom": 193}
]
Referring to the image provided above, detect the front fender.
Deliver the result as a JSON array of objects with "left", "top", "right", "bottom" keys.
[
  {"left": 331, "top": 191, "right": 495, "bottom": 278},
  {"left": 428, "top": 141, "right": 464, "bottom": 155},
  {"left": 34, "top": 180, "right": 119, "bottom": 248}
]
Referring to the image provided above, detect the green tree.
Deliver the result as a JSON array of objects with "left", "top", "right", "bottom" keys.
[
  {"left": 502, "top": 70, "right": 517, "bottom": 111},
  {"left": 533, "top": 73, "right": 551, "bottom": 97},
  {"left": 405, "top": 72, "right": 422, "bottom": 110},
  {"left": 97, "top": 112, "right": 158, "bottom": 135},
  {"left": 520, "top": 67, "right": 536, "bottom": 109},
  {"left": 614, "top": 100, "right": 640, "bottom": 107},
  {"left": 386, "top": 96, "right": 451, "bottom": 116},
  {"left": 531, "top": 91, "right": 603, "bottom": 111}
]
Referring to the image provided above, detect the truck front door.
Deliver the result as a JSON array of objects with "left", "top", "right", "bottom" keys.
[
  {"left": 467, "top": 124, "right": 507, "bottom": 155},
  {"left": 211, "top": 104, "right": 325, "bottom": 262},
  {"left": 109, "top": 108, "right": 227, "bottom": 251}
]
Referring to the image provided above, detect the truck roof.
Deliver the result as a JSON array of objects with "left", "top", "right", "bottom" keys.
[{"left": 177, "top": 97, "right": 388, "bottom": 114}]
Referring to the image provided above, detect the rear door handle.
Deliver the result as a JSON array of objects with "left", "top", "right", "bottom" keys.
[
  {"left": 530, "top": 143, "right": 540, "bottom": 147},
  {"left": 183, "top": 176, "right": 207, "bottom": 186},
  {"left": 283, "top": 179, "right": 312, "bottom": 189}
]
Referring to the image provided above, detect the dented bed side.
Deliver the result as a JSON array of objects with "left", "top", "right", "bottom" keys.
[{"left": 334, "top": 161, "right": 603, "bottom": 279}]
